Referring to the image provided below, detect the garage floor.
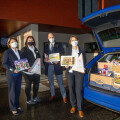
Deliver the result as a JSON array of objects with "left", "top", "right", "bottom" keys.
[{"left": 0, "top": 85, "right": 120, "bottom": 120}]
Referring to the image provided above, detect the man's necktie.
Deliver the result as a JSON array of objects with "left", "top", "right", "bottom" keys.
[{"left": 51, "top": 44, "right": 53, "bottom": 52}]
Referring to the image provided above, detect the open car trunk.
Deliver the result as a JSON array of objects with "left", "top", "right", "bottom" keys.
[
  {"left": 81, "top": 5, "right": 120, "bottom": 53},
  {"left": 89, "top": 52, "right": 120, "bottom": 94},
  {"left": 82, "top": 5, "right": 120, "bottom": 94}
]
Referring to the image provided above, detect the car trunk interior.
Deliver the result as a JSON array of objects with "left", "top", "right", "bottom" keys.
[{"left": 89, "top": 52, "right": 120, "bottom": 95}]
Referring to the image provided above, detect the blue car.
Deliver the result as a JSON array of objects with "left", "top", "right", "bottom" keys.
[{"left": 81, "top": 5, "right": 120, "bottom": 112}]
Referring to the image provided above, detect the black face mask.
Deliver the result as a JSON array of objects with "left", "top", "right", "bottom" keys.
[{"left": 28, "top": 42, "right": 35, "bottom": 46}]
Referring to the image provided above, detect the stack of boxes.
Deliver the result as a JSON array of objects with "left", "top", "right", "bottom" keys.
[{"left": 90, "top": 61, "right": 120, "bottom": 93}]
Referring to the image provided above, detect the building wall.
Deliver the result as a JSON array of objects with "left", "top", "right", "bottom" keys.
[
  {"left": 0, "top": 0, "right": 87, "bottom": 29},
  {"left": 75, "top": 33, "right": 98, "bottom": 63},
  {"left": 9, "top": 24, "right": 39, "bottom": 49},
  {"left": 0, "top": 0, "right": 119, "bottom": 29},
  {"left": 104, "top": 0, "right": 120, "bottom": 8}
]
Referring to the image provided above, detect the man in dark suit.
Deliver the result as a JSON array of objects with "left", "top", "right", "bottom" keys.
[{"left": 44, "top": 33, "right": 67, "bottom": 103}]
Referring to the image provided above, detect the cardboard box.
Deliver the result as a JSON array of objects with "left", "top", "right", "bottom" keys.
[
  {"left": 98, "top": 62, "right": 113, "bottom": 71},
  {"left": 113, "top": 65, "right": 120, "bottom": 73},
  {"left": 90, "top": 73, "right": 113, "bottom": 90},
  {"left": 110, "top": 79, "right": 120, "bottom": 93},
  {"left": 110, "top": 73, "right": 120, "bottom": 93}
]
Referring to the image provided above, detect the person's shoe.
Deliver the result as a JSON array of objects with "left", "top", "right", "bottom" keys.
[
  {"left": 63, "top": 97, "right": 67, "bottom": 103},
  {"left": 11, "top": 111, "right": 19, "bottom": 116},
  {"left": 49, "top": 96, "right": 55, "bottom": 101},
  {"left": 70, "top": 107, "right": 76, "bottom": 113},
  {"left": 17, "top": 107, "right": 23, "bottom": 112},
  {"left": 78, "top": 111, "right": 84, "bottom": 118},
  {"left": 33, "top": 97, "right": 41, "bottom": 103},
  {"left": 26, "top": 99, "right": 36, "bottom": 105}
]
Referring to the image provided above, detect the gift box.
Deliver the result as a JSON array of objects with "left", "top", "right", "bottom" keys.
[{"left": 98, "top": 62, "right": 113, "bottom": 71}]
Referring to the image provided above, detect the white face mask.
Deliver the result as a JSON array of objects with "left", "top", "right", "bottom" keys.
[
  {"left": 49, "top": 38, "right": 54, "bottom": 43},
  {"left": 71, "top": 41, "right": 78, "bottom": 46},
  {"left": 11, "top": 42, "right": 17, "bottom": 48}
]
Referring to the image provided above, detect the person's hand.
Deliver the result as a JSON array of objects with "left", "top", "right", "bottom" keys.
[
  {"left": 14, "top": 69, "right": 18, "bottom": 73},
  {"left": 65, "top": 66, "right": 69, "bottom": 68},
  {"left": 28, "top": 67, "right": 32, "bottom": 72},
  {"left": 54, "top": 61, "right": 59, "bottom": 64},
  {"left": 45, "top": 58, "right": 50, "bottom": 63}
]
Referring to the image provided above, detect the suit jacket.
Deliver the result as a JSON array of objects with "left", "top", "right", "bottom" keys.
[
  {"left": 2, "top": 48, "right": 22, "bottom": 75},
  {"left": 65, "top": 45, "right": 86, "bottom": 75},
  {"left": 21, "top": 46, "right": 41, "bottom": 67},
  {"left": 44, "top": 42, "right": 64, "bottom": 76}
]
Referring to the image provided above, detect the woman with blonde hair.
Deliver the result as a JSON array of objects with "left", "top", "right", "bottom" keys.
[
  {"left": 65, "top": 35, "right": 86, "bottom": 118},
  {"left": 2, "top": 38, "right": 23, "bottom": 115}
]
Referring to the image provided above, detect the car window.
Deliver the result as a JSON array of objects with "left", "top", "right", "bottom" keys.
[{"left": 98, "top": 27, "right": 120, "bottom": 48}]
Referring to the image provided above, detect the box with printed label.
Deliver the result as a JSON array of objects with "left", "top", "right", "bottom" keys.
[{"left": 90, "top": 73, "right": 113, "bottom": 90}]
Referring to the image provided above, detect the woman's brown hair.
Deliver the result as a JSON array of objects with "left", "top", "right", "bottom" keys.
[
  {"left": 7, "top": 37, "right": 18, "bottom": 48},
  {"left": 69, "top": 35, "right": 79, "bottom": 44},
  {"left": 25, "top": 36, "right": 36, "bottom": 46}
]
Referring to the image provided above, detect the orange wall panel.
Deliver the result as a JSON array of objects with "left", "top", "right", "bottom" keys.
[
  {"left": 0, "top": 0, "right": 86, "bottom": 29},
  {"left": 104, "top": 0, "right": 120, "bottom": 8}
]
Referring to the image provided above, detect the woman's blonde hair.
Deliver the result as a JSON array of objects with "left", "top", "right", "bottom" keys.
[
  {"left": 7, "top": 37, "right": 18, "bottom": 48},
  {"left": 69, "top": 35, "right": 79, "bottom": 44}
]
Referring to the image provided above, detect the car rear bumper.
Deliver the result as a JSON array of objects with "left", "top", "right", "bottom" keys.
[{"left": 84, "top": 86, "right": 120, "bottom": 112}]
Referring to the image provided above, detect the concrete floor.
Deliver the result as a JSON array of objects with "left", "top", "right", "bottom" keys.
[{"left": 0, "top": 86, "right": 120, "bottom": 120}]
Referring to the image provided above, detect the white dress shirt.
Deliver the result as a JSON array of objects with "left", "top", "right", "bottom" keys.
[
  {"left": 28, "top": 45, "right": 36, "bottom": 59},
  {"left": 12, "top": 48, "right": 20, "bottom": 60},
  {"left": 49, "top": 42, "right": 55, "bottom": 51},
  {"left": 69, "top": 46, "right": 79, "bottom": 73},
  {"left": 23, "top": 45, "right": 36, "bottom": 75},
  {"left": 49, "top": 42, "right": 55, "bottom": 64}
]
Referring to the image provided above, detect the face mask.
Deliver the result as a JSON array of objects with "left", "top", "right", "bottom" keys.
[
  {"left": 28, "top": 42, "right": 35, "bottom": 46},
  {"left": 49, "top": 38, "right": 54, "bottom": 43},
  {"left": 11, "top": 42, "right": 17, "bottom": 48},
  {"left": 71, "top": 41, "right": 78, "bottom": 46}
]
